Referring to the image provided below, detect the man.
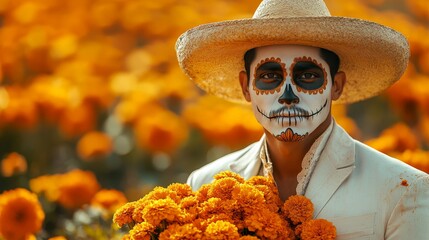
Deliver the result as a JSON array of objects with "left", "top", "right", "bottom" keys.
[{"left": 176, "top": 0, "right": 429, "bottom": 239}]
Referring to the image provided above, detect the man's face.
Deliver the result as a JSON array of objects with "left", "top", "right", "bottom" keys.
[{"left": 248, "top": 45, "right": 332, "bottom": 142}]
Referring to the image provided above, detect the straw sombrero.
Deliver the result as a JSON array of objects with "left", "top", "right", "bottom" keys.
[{"left": 175, "top": 0, "right": 409, "bottom": 104}]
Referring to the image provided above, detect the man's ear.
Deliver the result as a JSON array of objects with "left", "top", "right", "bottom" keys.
[
  {"left": 331, "top": 71, "right": 346, "bottom": 101},
  {"left": 239, "top": 71, "right": 251, "bottom": 102}
]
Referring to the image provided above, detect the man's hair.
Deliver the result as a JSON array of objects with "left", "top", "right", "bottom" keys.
[{"left": 243, "top": 47, "right": 340, "bottom": 82}]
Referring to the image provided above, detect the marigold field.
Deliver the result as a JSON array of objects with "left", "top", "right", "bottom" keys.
[{"left": 0, "top": 0, "right": 428, "bottom": 239}]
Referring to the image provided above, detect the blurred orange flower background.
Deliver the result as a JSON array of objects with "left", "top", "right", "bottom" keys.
[{"left": 0, "top": 0, "right": 428, "bottom": 239}]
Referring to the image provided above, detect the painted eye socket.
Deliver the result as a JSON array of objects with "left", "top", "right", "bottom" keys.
[
  {"left": 292, "top": 61, "right": 326, "bottom": 91},
  {"left": 254, "top": 61, "right": 285, "bottom": 91}
]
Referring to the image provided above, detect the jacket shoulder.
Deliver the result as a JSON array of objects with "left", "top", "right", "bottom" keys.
[{"left": 354, "top": 140, "right": 427, "bottom": 179}]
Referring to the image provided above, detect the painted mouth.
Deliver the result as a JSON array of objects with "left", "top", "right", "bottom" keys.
[{"left": 257, "top": 99, "right": 328, "bottom": 126}]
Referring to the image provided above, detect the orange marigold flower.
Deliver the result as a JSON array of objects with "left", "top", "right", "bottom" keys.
[
  {"left": 231, "top": 183, "right": 266, "bottom": 213},
  {"left": 204, "top": 220, "right": 240, "bottom": 240},
  {"left": 91, "top": 189, "right": 128, "bottom": 213},
  {"left": 246, "top": 175, "right": 282, "bottom": 212},
  {"left": 141, "top": 186, "right": 179, "bottom": 204},
  {"left": 245, "top": 209, "right": 295, "bottom": 240},
  {"left": 1, "top": 152, "right": 27, "bottom": 177},
  {"left": 58, "top": 104, "right": 96, "bottom": 138},
  {"left": 196, "top": 184, "right": 210, "bottom": 202},
  {"left": 56, "top": 169, "right": 101, "bottom": 209},
  {"left": 158, "top": 223, "right": 203, "bottom": 240},
  {"left": 76, "top": 131, "right": 113, "bottom": 161},
  {"left": 213, "top": 171, "right": 245, "bottom": 183},
  {"left": 283, "top": 195, "right": 314, "bottom": 225},
  {"left": 253, "top": 184, "right": 282, "bottom": 213},
  {"left": 0, "top": 188, "right": 45, "bottom": 240},
  {"left": 29, "top": 174, "right": 61, "bottom": 202},
  {"left": 129, "top": 222, "right": 155, "bottom": 240},
  {"left": 142, "top": 198, "right": 182, "bottom": 227},
  {"left": 365, "top": 123, "right": 419, "bottom": 153},
  {"left": 113, "top": 201, "right": 137, "bottom": 227},
  {"left": 133, "top": 106, "right": 189, "bottom": 154},
  {"left": 300, "top": 219, "right": 336, "bottom": 240},
  {"left": 246, "top": 175, "right": 279, "bottom": 195},
  {"left": 167, "top": 183, "right": 193, "bottom": 199},
  {"left": 208, "top": 177, "right": 240, "bottom": 200},
  {"left": 238, "top": 236, "right": 260, "bottom": 240},
  {"left": 48, "top": 236, "right": 67, "bottom": 240},
  {"left": 199, "top": 198, "right": 234, "bottom": 220}
]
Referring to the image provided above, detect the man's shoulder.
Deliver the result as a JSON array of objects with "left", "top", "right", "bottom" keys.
[
  {"left": 354, "top": 140, "right": 428, "bottom": 180},
  {"left": 186, "top": 142, "right": 258, "bottom": 190}
]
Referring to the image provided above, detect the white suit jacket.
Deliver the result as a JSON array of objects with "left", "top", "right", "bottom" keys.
[{"left": 187, "top": 122, "right": 429, "bottom": 239}]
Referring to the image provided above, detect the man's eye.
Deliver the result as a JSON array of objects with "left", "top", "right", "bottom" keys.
[
  {"left": 298, "top": 72, "right": 319, "bottom": 81},
  {"left": 260, "top": 73, "right": 282, "bottom": 81}
]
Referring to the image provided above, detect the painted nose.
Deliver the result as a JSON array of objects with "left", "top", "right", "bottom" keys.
[{"left": 278, "top": 84, "right": 299, "bottom": 105}]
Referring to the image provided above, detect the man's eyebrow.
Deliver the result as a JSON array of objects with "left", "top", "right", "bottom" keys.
[
  {"left": 293, "top": 61, "right": 322, "bottom": 71},
  {"left": 256, "top": 62, "right": 283, "bottom": 71}
]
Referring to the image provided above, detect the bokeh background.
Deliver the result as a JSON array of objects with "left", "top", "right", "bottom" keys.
[{"left": 0, "top": 0, "right": 428, "bottom": 238}]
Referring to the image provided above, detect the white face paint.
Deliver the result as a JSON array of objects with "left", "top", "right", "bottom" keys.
[{"left": 249, "top": 45, "right": 332, "bottom": 142}]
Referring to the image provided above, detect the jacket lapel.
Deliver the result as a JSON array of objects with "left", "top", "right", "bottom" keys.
[
  {"left": 229, "top": 135, "right": 265, "bottom": 179},
  {"left": 305, "top": 123, "right": 355, "bottom": 218}
]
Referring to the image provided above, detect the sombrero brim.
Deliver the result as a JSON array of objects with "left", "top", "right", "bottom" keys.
[{"left": 176, "top": 16, "right": 409, "bottom": 104}]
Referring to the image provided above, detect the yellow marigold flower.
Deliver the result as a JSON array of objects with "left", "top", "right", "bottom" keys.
[
  {"left": 167, "top": 183, "right": 193, "bottom": 199},
  {"left": 29, "top": 174, "right": 61, "bottom": 202},
  {"left": 129, "top": 222, "right": 155, "bottom": 240},
  {"left": 213, "top": 171, "right": 245, "bottom": 183},
  {"left": 0, "top": 188, "right": 45, "bottom": 240},
  {"left": 245, "top": 209, "right": 294, "bottom": 240},
  {"left": 113, "top": 201, "right": 137, "bottom": 228},
  {"left": 1, "top": 87, "right": 38, "bottom": 129},
  {"left": 1, "top": 152, "right": 27, "bottom": 177},
  {"left": 300, "top": 219, "right": 336, "bottom": 240},
  {"left": 158, "top": 223, "right": 203, "bottom": 240},
  {"left": 204, "top": 220, "right": 240, "bottom": 240},
  {"left": 56, "top": 169, "right": 101, "bottom": 209},
  {"left": 91, "top": 189, "right": 128, "bottom": 213},
  {"left": 76, "top": 131, "right": 113, "bottom": 161},
  {"left": 283, "top": 195, "right": 314, "bottom": 225},
  {"left": 179, "top": 196, "right": 199, "bottom": 223},
  {"left": 208, "top": 177, "right": 240, "bottom": 200},
  {"left": 142, "top": 198, "right": 182, "bottom": 227}
]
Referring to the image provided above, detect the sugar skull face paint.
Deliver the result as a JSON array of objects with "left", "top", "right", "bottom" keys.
[{"left": 249, "top": 45, "right": 332, "bottom": 142}]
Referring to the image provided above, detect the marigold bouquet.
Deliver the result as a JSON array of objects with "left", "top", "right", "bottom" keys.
[{"left": 113, "top": 171, "right": 336, "bottom": 240}]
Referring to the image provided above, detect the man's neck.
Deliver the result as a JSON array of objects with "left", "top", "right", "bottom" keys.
[{"left": 264, "top": 115, "right": 332, "bottom": 179}]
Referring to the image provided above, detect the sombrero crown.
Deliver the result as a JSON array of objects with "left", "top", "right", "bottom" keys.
[{"left": 176, "top": 0, "right": 409, "bottom": 104}]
